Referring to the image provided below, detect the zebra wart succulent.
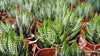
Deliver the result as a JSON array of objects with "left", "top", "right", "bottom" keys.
[
  {"left": 36, "top": 19, "right": 63, "bottom": 48},
  {"left": 82, "top": 14, "right": 100, "bottom": 44},
  {"left": 55, "top": 42, "right": 86, "bottom": 56},
  {"left": 90, "top": 0, "right": 100, "bottom": 13},
  {"left": 0, "top": 30, "right": 29, "bottom": 56},
  {"left": 36, "top": 11, "right": 82, "bottom": 48},
  {"left": 76, "top": 2, "right": 93, "bottom": 19},
  {"left": 36, "top": 0, "right": 69, "bottom": 22},
  {"left": 0, "top": 20, "right": 12, "bottom": 35},
  {"left": 14, "top": 10, "right": 35, "bottom": 38},
  {"left": 61, "top": 11, "right": 83, "bottom": 44}
]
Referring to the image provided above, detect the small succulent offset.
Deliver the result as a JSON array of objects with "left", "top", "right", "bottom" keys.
[
  {"left": 76, "top": 2, "right": 93, "bottom": 19},
  {"left": 36, "top": 19, "right": 63, "bottom": 48},
  {"left": 0, "top": 30, "right": 29, "bottom": 56},
  {"left": 83, "top": 13, "right": 100, "bottom": 44}
]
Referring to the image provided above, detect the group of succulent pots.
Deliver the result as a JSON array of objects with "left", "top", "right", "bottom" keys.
[{"left": 0, "top": 0, "right": 100, "bottom": 56}]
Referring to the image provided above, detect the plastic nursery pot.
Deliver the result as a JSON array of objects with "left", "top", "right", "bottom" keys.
[
  {"left": 35, "top": 47, "right": 61, "bottom": 56},
  {"left": 94, "top": 44, "right": 100, "bottom": 56},
  {"left": 79, "top": 0, "right": 86, "bottom": 4},
  {"left": 7, "top": 18, "right": 15, "bottom": 24},
  {"left": 1, "top": 18, "right": 15, "bottom": 24},
  {"left": 24, "top": 36, "right": 36, "bottom": 56},
  {"left": 32, "top": 44, "right": 38, "bottom": 56},
  {"left": 93, "top": 13, "right": 100, "bottom": 18},
  {"left": 78, "top": 20, "right": 95, "bottom": 50},
  {"left": 67, "top": 5, "right": 76, "bottom": 10},
  {"left": 78, "top": 30, "right": 95, "bottom": 50},
  {"left": 34, "top": 17, "right": 43, "bottom": 33},
  {"left": 78, "top": 46, "right": 93, "bottom": 56},
  {"left": 81, "top": 20, "right": 89, "bottom": 24},
  {"left": 1, "top": 12, "right": 8, "bottom": 19},
  {"left": 77, "top": 20, "right": 89, "bottom": 47},
  {"left": 14, "top": 5, "right": 21, "bottom": 10},
  {"left": 81, "top": 20, "right": 89, "bottom": 32}
]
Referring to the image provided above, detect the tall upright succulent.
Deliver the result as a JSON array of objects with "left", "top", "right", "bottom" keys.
[
  {"left": 83, "top": 14, "right": 100, "bottom": 44},
  {"left": 0, "top": 30, "right": 29, "bottom": 56}
]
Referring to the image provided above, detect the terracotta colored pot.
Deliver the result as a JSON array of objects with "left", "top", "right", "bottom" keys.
[
  {"left": 67, "top": 5, "right": 76, "bottom": 10},
  {"left": 32, "top": 44, "right": 38, "bottom": 56},
  {"left": 34, "top": 17, "right": 43, "bottom": 33},
  {"left": 78, "top": 20, "right": 100, "bottom": 56},
  {"left": 0, "top": 18, "right": 15, "bottom": 24},
  {"left": 78, "top": 19, "right": 95, "bottom": 55},
  {"left": 94, "top": 44, "right": 100, "bottom": 56},
  {"left": 14, "top": 5, "right": 21, "bottom": 10},
  {"left": 93, "top": 13, "right": 100, "bottom": 18},
  {"left": 7, "top": 18, "right": 15, "bottom": 24},
  {"left": 24, "top": 36, "right": 36, "bottom": 56},
  {"left": 83, "top": 47, "right": 93, "bottom": 56},
  {"left": 79, "top": 0, "right": 86, "bottom": 4},
  {"left": 24, "top": 37, "right": 35, "bottom": 43},
  {"left": 35, "top": 47, "right": 61, "bottom": 56},
  {"left": 1, "top": 12, "right": 8, "bottom": 19},
  {"left": 81, "top": 20, "right": 89, "bottom": 24},
  {"left": 77, "top": 20, "right": 90, "bottom": 48}
]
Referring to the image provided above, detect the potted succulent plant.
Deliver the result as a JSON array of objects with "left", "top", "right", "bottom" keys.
[
  {"left": 76, "top": 2, "right": 93, "bottom": 19},
  {"left": 0, "top": 30, "right": 31, "bottom": 56},
  {"left": 0, "top": 20, "right": 12, "bottom": 35},
  {"left": 35, "top": 11, "right": 83, "bottom": 56},
  {"left": 36, "top": 0, "right": 69, "bottom": 22},
  {"left": 0, "top": 0, "right": 12, "bottom": 19},
  {"left": 79, "top": 0, "right": 86, "bottom": 4},
  {"left": 90, "top": 0, "right": 100, "bottom": 17},
  {"left": 57, "top": 42, "right": 87, "bottom": 56},
  {"left": 78, "top": 13, "right": 100, "bottom": 56},
  {"left": 82, "top": 14, "right": 100, "bottom": 45},
  {"left": 66, "top": 0, "right": 78, "bottom": 10}
]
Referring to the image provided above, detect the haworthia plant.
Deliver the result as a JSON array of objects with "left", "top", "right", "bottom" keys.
[
  {"left": 76, "top": 2, "right": 93, "bottom": 19},
  {"left": 14, "top": 10, "right": 35, "bottom": 38},
  {"left": 0, "top": 0, "right": 11, "bottom": 12},
  {"left": 83, "top": 13, "right": 100, "bottom": 44},
  {"left": 55, "top": 42, "right": 86, "bottom": 56},
  {"left": 0, "top": 30, "right": 29, "bottom": 56},
  {"left": 0, "top": 20, "right": 12, "bottom": 35},
  {"left": 61, "top": 11, "right": 83, "bottom": 44},
  {"left": 36, "top": 19, "right": 63, "bottom": 48},
  {"left": 90, "top": 0, "right": 100, "bottom": 13},
  {"left": 36, "top": 11, "right": 82, "bottom": 48},
  {"left": 36, "top": 0, "right": 69, "bottom": 22}
]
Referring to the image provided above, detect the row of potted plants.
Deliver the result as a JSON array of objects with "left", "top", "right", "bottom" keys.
[{"left": 0, "top": 0, "right": 100, "bottom": 56}]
